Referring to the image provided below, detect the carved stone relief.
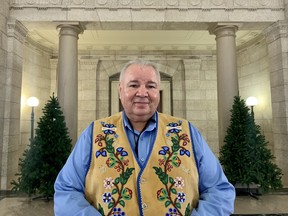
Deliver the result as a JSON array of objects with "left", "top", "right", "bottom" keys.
[
  {"left": 166, "top": 0, "right": 178, "bottom": 6},
  {"left": 142, "top": 0, "right": 154, "bottom": 6},
  {"left": 119, "top": 0, "right": 131, "bottom": 6},
  {"left": 188, "top": 0, "right": 201, "bottom": 6},
  {"left": 49, "top": 0, "right": 62, "bottom": 4},
  {"left": 211, "top": 0, "right": 225, "bottom": 6},
  {"left": 97, "top": 0, "right": 108, "bottom": 5},
  {"left": 12, "top": 0, "right": 284, "bottom": 9},
  {"left": 72, "top": 0, "right": 85, "bottom": 5},
  {"left": 259, "top": 0, "right": 270, "bottom": 6}
]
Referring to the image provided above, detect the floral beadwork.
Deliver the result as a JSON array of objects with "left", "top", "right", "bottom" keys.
[
  {"left": 95, "top": 122, "right": 134, "bottom": 216},
  {"left": 153, "top": 120, "right": 192, "bottom": 216}
]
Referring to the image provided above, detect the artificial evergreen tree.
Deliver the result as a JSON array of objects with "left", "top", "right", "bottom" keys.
[
  {"left": 12, "top": 94, "right": 72, "bottom": 198},
  {"left": 219, "top": 96, "right": 283, "bottom": 192}
]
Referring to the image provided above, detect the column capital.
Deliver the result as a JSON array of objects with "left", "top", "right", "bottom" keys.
[
  {"left": 209, "top": 23, "right": 240, "bottom": 38},
  {"left": 56, "top": 22, "right": 85, "bottom": 38}
]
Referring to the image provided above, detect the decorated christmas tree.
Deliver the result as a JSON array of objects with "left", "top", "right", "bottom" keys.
[
  {"left": 219, "top": 96, "right": 282, "bottom": 192},
  {"left": 12, "top": 94, "right": 72, "bottom": 198}
]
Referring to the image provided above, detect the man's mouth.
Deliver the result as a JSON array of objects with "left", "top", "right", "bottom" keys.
[
  {"left": 134, "top": 101, "right": 149, "bottom": 107},
  {"left": 134, "top": 100, "right": 149, "bottom": 104}
]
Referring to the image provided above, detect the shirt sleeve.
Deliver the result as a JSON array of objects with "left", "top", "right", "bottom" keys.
[
  {"left": 54, "top": 123, "right": 102, "bottom": 216},
  {"left": 189, "top": 124, "right": 236, "bottom": 216}
]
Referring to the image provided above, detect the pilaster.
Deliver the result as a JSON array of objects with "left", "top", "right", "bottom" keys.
[
  {"left": 1, "top": 19, "right": 27, "bottom": 189},
  {"left": 263, "top": 20, "right": 288, "bottom": 187}
]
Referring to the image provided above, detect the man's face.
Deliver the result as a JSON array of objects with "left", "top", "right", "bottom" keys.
[{"left": 119, "top": 64, "right": 160, "bottom": 122}]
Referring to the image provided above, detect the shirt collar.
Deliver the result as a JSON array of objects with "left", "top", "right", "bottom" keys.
[{"left": 122, "top": 111, "right": 157, "bottom": 132}]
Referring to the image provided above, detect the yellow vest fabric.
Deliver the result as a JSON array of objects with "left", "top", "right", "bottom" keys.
[{"left": 85, "top": 112, "right": 199, "bottom": 216}]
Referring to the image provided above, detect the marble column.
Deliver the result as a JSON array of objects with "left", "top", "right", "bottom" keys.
[
  {"left": 57, "top": 24, "right": 83, "bottom": 145},
  {"left": 212, "top": 25, "right": 239, "bottom": 147}
]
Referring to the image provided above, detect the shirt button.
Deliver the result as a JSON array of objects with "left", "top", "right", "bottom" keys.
[
  {"left": 140, "top": 158, "right": 145, "bottom": 163},
  {"left": 142, "top": 203, "right": 148, "bottom": 209}
]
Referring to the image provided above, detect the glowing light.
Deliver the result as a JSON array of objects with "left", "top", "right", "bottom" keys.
[
  {"left": 246, "top": 96, "right": 258, "bottom": 107},
  {"left": 27, "top": 97, "right": 39, "bottom": 107}
]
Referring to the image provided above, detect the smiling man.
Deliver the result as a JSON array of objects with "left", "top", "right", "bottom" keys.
[
  {"left": 54, "top": 59, "right": 235, "bottom": 216},
  {"left": 118, "top": 61, "right": 160, "bottom": 131}
]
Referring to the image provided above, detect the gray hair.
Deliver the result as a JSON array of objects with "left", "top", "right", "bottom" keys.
[{"left": 119, "top": 59, "right": 161, "bottom": 82}]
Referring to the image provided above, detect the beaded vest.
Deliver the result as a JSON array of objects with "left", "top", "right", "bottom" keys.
[{"left": 85, "top": 112, "right": 199, "bottom": 216}]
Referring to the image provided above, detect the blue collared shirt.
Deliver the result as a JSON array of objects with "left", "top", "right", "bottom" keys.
[
  {"left": 122, "top": 112, "right": 157, "bottom": 167},
  {"left": 54, "top": 112, "right": 235, "bottom": 216}
]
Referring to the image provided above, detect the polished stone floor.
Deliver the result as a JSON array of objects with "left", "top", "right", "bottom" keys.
[{"left": 0, "top": 194, "right": 288, "bottom": 216}]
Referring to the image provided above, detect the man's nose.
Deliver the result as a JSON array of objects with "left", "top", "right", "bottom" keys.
[{"left": 136, "top": 85, "right": 148, "bottom": 96}]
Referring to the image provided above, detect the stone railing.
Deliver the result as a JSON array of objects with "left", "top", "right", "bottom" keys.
[{"left": 10, "top": 0, "right": 284, "bottom": 10}]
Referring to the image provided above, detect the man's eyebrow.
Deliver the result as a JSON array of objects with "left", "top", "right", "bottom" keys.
[
  {"left": 127, "top": 80, "right": 139, "bottom": 83},
  {"left": 127, "top": 80, "right": 158, "bottom": 85},
  {"left": 147, "top": 81, "right": 158, "bottom": 85}
]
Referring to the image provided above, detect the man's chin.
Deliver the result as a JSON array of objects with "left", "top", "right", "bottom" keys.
[{"left": 132, "top": 109, "right": 153, "bottom": 118}]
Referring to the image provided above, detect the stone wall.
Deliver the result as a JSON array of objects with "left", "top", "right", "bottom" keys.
[
  {"left": 19, "top": 41, "right": 52, "bottom": 159},
  {"left": 0, "top": 0, "right": 9, "bottom": 189},
  {"left": 183, "top": 56, "right": 218, "bottom": 154},
  {"left": 237, "top": 36, "right": 274, "bottom": 150},
  {"left": 78, "top": 59, "right": 98, "bottom": 136}
]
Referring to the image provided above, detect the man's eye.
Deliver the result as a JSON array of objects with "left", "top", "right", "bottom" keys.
[
  {"left": 147, "top": 85, "right": 156, "bottom": 89},
  {"left": 129, "top": 84, "right": 138, "bottom": 88}
]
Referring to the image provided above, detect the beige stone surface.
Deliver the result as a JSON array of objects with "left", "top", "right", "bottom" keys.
[
  {"left": 1, "top": 194, "right": 288, "bottom": 215},
  {"left": 0, "top": 197, "right": 54, "bottom": 216}
]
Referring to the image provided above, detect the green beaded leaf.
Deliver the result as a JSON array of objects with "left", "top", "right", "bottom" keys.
[
  {"left": 153, "top": 167, "right": 168, "bottom": 185},
  {"left": 106, "top": 137, "right": 114, "bottom": 145},
  {"left": 172, "top": 144, "right": 180, "bottom": 152},
  {"left": 112, "top": 188, "right": 117, "bottom": 195},
  {"left": 97, "top": 204, "right": 105, "bottom": 216},
  {"left": 108, "top": 202, "right": 114, "bottom": 209},
  {"left": 106, "top": 145, "right": 114, "bottom": 154},
  {"left": 185, "top": 203, "right": 191, "bottom": 216},
  {"left": 165, "top": 200, "right": 171, "bottom": 207},
  {"left": 171, "top": 188, "right": 177, "bottom": 194},
  {"left": 119, "top": 200, "right": 125, "bottom": 207},
  {"left": 171, "top": 136, "right": 179, "bottom": 145},
  {"left": 119, "top": 168, "right": 135, "bottom": 185}
]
